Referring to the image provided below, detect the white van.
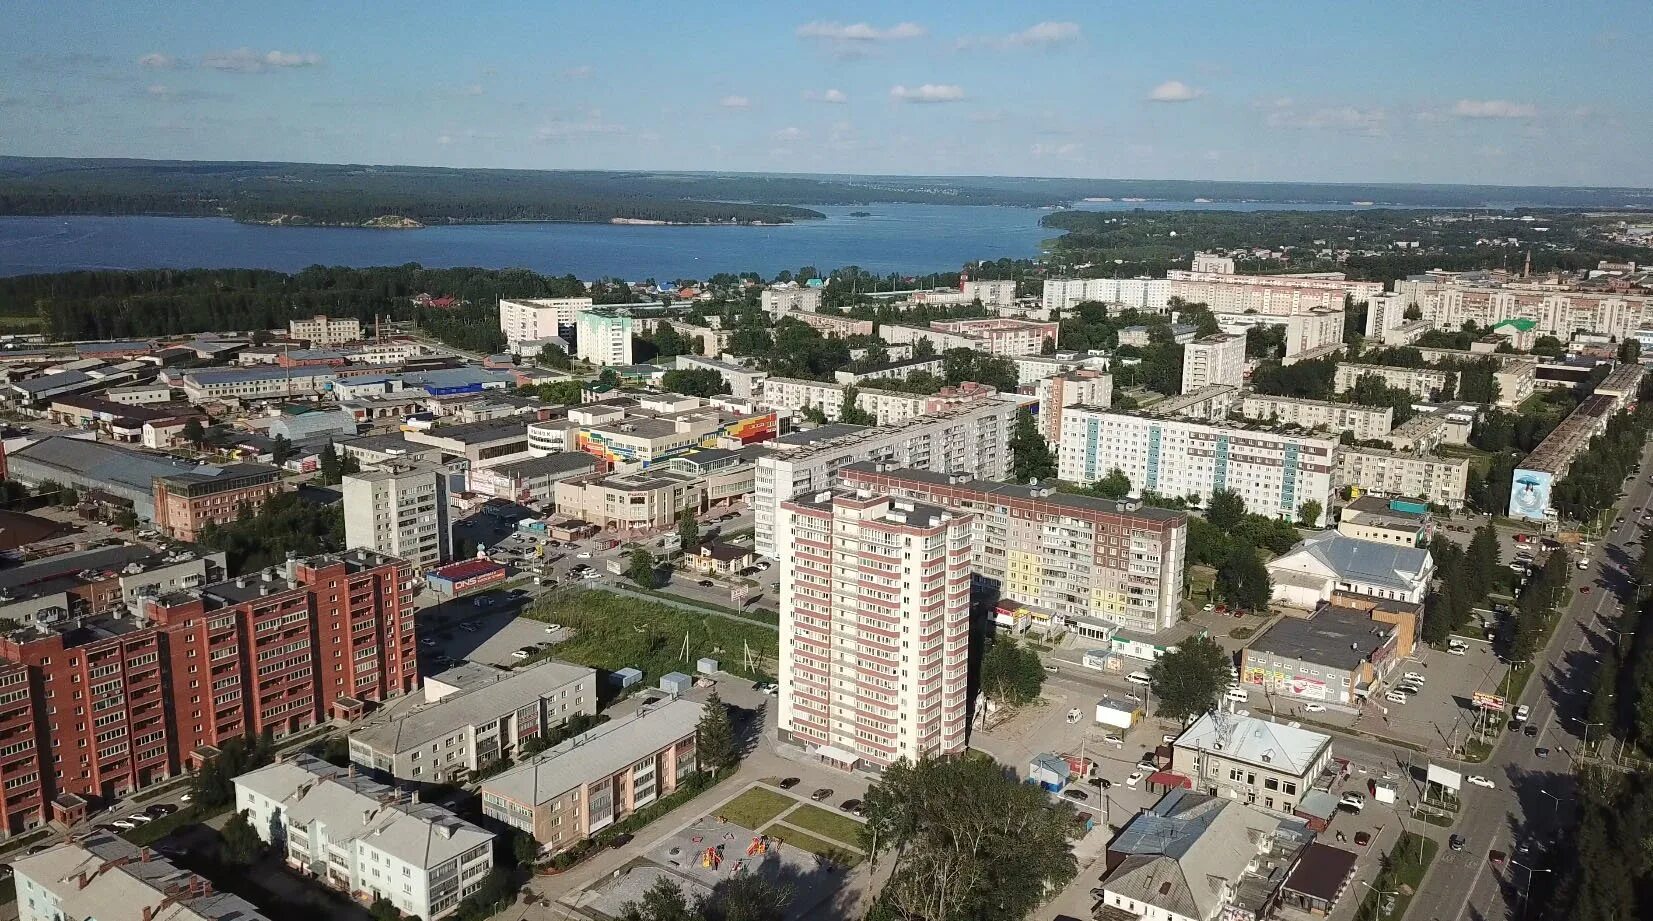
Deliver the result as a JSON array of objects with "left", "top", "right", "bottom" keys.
[
  {"left": 1126, "top": 671, "right": 1152, "bottom": 686},
  {"left": 1384, "top": 691, "right": 1409, "bottom": 704},
  {"left": 1224, "top": 687, "right": 1249, "bottom": 703}
]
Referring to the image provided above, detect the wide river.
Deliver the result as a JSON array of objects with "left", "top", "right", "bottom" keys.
[{"left": 0, "top": 201, "right": 1373, "bottom": 279}]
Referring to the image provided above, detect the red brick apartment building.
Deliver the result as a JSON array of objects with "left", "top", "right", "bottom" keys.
[
  {"left": 152, "top": 463, "right": 284, "bottom": 542},
  {"left": 0, "top": 550, "right": 416, "bottom": 837}
]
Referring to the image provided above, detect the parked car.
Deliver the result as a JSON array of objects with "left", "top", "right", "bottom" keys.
[
  {"left": 1137, "top": 755, "right": 1157, "bottom": 772},
  {"left": 1490, "top": 850, "right": 1507, "bottom": 869},
  {"left": 1514, "top": 705, "right": 1530, "bottom": 722},
  {"left": 1535, "top": 747, "right": 1550, "bottom": 759},
  {"left": 1448, "top": 647, "right": 1467, "bottom": 656},
  {"left": 1043, "top": 663, "right": 1059, "bottom": 673},
  {"left": 1125, "top": 772, "right": 1144, "bottom": 787},
  {"left": 1062, "top": 789, "right": 1089, "bottom": 802},
  {"left": 1467, "top": 775, "right": 1496, "bottom": 789},
  {"left": 511, "top": 648, "right": 533, "bottom": 660},
  {"left": 1339, "top": 792, "right": 1366, "bottom": 812},
  {"left": 126, "top": 814, "right": 153, "bottom": 824},
  {"left": 1126, "top": 671, "right": 1152, "bottom": 686},
  {"left": 1450, "top": 834, "right": 1466, "bottom": 852},
  {"left": 810, "top": 788, "right": 833, "bottom": 802},
  {"left": 1303, "top": 703, "right": 1327, "bottom": 713},
  {"left": 840, "top": 799, "right": 864, "bottom": 816},
  {"left": 1353, "top": 831, "right": 1372, "bottom": 847},
  {"left": 777, "top": 777, "right": 800, "bottom": 789},
  {"left": 1384, "top": 691, "right": 1409, "bottom": 704},
  {"left": 1524, "top": 724, "right": 1539, "bottom": 737},
  {"left": 1066, "top": 708, "right": 1082, "bottom": 724},
  {"left": 697, "top": 579, "right": 714, "bottom": 587},
  {"left": 1403, "top": 672, "right": 1426, "bottom": 683}
]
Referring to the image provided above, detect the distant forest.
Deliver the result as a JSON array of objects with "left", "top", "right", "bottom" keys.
[
  {"left": 2, "top": 157, "right": 1650, "bottom": 228},
  {"left": 1041, "top": 208, "right": 1650, "bottom": 281}
]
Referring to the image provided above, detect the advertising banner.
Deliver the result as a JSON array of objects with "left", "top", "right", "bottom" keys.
[{"left": 1508, "top": 468, "right": 1553, "bottom": 521}]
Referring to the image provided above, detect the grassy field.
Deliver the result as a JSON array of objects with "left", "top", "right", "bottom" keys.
[
  {"left": 767, "top": 825, "right": 863, "bottom": 867},
  {"left": 714, "top": 786, "right": 796, "bottom": 830},
  {"left": 1186, "top": 565, "right": 1216, "bottom": 609},
  {"left": 1436, "top": 443, "right": 1495, "bottom": 477},
  {"left": 778, "top": 804, "right": 865, "bottom": 848},
  {"left": 1357, "top": 833, "right": 1438, "bottom": 921},
  {"left": 525, "top": 589, "right": 778, "bottom": 681}
]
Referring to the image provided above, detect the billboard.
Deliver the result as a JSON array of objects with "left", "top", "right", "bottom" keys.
[
  {"left": 1472, "top": 692, "right": 1507, "bottom": 712},
  {"left": 1426, "top": 764, "right": 1462, "bottom": 791},
  {"left": 1286, "top": 675, "right": 1329, "bottom": 700},
  {"left": 1508, "top": 468, "right": 1553, "bottom": 521}
]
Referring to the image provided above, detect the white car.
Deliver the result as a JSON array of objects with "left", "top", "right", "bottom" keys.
[
  {"left": 1303, "top": 703, "right": 1327, "bottom": 713},
  {"left": 1514, "top": 704, "right": 1530, "bottom": 722},
  {"left": 1448, "top": 646, "right": 1467, "bottom": 656},
  {"left": 1403, "top": 672, "right": 1426, "bottom": 683},
  {"left": 1066, "top": 708, "right": 1082, "bottom": 724},
  {"left": 1202, "top": 603, "right": 1215, "bottom": 612},
  {"left": 511, "top": 649, "right": 532, "bottom": 660},
  {"left": 577, "top": 551, "right": 592, "bottom": 559},
  {"left": 1125, "top": 772, "right": 1144, "bottom": 788},
  {"left": 1467, "top": 775, "right": 1496, "bottom": 789},
  {"left": 1339, "top": 792, "right": 1366, "bottom": 812},
  {"left": 1126, "top": 671, "right": 1152, "bottom": 686},
  {"left": 1384, "top": 691, "right": 1409, "bottom": 704},
  {"left": 111, "top": 819, "right": 136, "bottom": 829}
]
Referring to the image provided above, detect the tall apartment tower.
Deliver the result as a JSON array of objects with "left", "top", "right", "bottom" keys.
[
  {"left": 343, "top": 461, "right": 453, "bottom": 571},
  {"left": 776, "top": 490, "right": 972, "bottom": 770},
  {"left": 574, "top": 309, "right": 634, "bottom": 367},
  {"left": 1181, "top": 332, "right": 1246, "bottom": 394}
]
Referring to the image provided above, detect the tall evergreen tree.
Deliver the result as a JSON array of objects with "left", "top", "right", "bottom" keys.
[{"left": 696, "top": 691, "right": 737, "bottom": 779}]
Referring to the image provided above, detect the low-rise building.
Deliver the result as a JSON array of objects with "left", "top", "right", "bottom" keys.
[
  {"left": 1335, "top": 446, "right": 1469, "bottom": 509},
  {"left": 151, "top": 463, "right": 284, "bottom": 542},
  {"left": 1266, "top": 532, "right": 1434, "bottom": 607},
  {"left": 480, "top": 698, "right": 702, "bottom": 851},
  {"left": 350, "top": 660, "right": 597, "bottom": 783},
  {"left": 288, "top": 314, "right": 363, "bottom": 346},
  {"left": 1170, "top": 713, "right": 1334, "bottom": 816},
  {"left": 1041, "top": 277, "right": 1173, "bottom": 313},
  {"left": 1333, "top": 363, "right": 1454, "bottom": 401},
  {"left": 1241, "top": 604, "right": 1403, "bottom": 705},
  {"left": 235, "top": 755, "right": 496, "bottom": 920},
  {"left": 673, "top": 354, "right": 768, "bottom": 398},
  {"left": 404, "top": 420, "right": 531, "bottom": 469},
  {"left": 1238, "top": 394, "right": 1393, "bottom": 441},
  {"left": 104, "top": 383, "right": 173, "bottom": 405},
  {"left": 1336, "top": 495, "right": 1432, "bottom": 547},
  {"left": 466, "top": 452, "right": 600, "bottom": 505},
  {"left": 12, "top": 834, "right": 273, "bottom": 921}
]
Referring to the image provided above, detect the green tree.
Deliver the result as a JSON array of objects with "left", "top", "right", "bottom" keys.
[
  {"left": 628, "top": 549, "right": 656, "bottom": 587},
  {"left": 182, "top": 418, "right": 206, "bottom": 448},
  {"left": 1207, "top": 490, "right": 1246, "bottom": 531},
  {"left": 1403, "top": 304, "right": 1423, "bottom": 320},
  {"left": 369, "top": 899, "right": 403, "bottom": 921},
  {"left": 318, "top": 441, "right": 343, "bottom": 485},
  {"left": 979, "top": 637, "right": 1045, "bottom": 707},
  {"left": 1465, "top": 524, "right": 1500, "bottom": 601},
  {"left": 1619, "top": 338, "right": 1641, "bottom": 363},
  {"left": 838, "top": 387, "right": 875, "bottom": 424},
  {"left": 530, "top": 380, "right": 585, "bottom": 404},
  {"left": 1008, "top": 408, "right": 1056, "bottom": 483},
  {"left": 1215, "top": 540, "right": 1271, "bottom": 613},
  {"left": 620, "top": 877, "right": 697, "bottom": 921},
  {"left": 1093, "top": 467, "right": 1132, "bottom": 500},
  {"left": 710, "top": 873, "right": 791, "bottom": 921},
  {"left": 860, "top": 755, "right": 1076, "bottom": 921},
  {"left": 220, "top": 809, "right": 266, "bottom": 866},
  {"left": 1148, "top": 635, "right": 1232, "bottom": 722},
  {"left": 697, "top": 691, "right": 738, "bottom": 778},
  {"left": 512, "top": 831, "right": 540, "bottom": 867},
  {"left": 1297, "top": 499, "right": 1323, "bottom": 528},
  {"left": 677, "top": 509, "right": 700, "bottom": 552},
  {"left": 661, "top": 368, "right": 730, "bottom": 397},
  {"left": 271, "top": 434, "right": 293, "bottom": 466}
]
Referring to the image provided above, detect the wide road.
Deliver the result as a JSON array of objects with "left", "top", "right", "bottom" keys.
[{"left": 1406, "top": 441, "right": 1653, "bottom": 921}]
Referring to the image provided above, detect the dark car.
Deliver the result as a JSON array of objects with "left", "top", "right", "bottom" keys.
[
  {"left": 697, "top": 580, "right": 714, "bottom": 587},
  {"left": 1088, "top": 777, "right": 1112, "bottom": 790},
  {"left": 777, "top": 777, "right": 801, "bottom": 790},
  {"left": 145, "top": 803, "right": 178, "bottom": 817},
  {"left": 1524, "top": 724, "right": 1539, "bottom": 737},
  {"left": 840, "top": 799, "right": 864, "bottom": 816},
  {"left": 1062, "top": 789, "right": 1089, "bottom": 802},
  {"left": 1535, "top": 747, "right": 1550, "bottom": 759},
  {"left": 1450, "top": 834, "right": 1466, "bottom": 852},
  {"left": 1354, "top": 831, "right": 1372, "bottom": 847},
  {"left": 810, "top": 788, "right": 833, "bottom": 802}
]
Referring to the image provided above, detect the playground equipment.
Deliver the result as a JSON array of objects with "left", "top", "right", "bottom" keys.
[
  {"left": 701, "top": 847, "right": 721, "bottom": 869},
  {"left": 746, "top": 836, "right": 768, "bottom": 856}
]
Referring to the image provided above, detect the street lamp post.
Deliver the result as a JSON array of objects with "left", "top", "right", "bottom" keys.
[
  {"left": 1571, "top": 717, "right": 1603, "bottom": 753},
  {"left": 1538, "top": 788, "right": 1562, "bottom": 823},
  {"left": 1509, "top": 859, "right": 1553, "bottom": 921},
  {"left": 1357, "top": 880, "right": 1399, "bottom": 921}
]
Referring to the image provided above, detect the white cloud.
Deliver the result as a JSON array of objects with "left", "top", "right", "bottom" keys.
[
  {"left": 137, "top": 53, "right": 179, "bottom": 70},
  {"left": 890, "top": 83, "right": 965, "bottom": 104},
  {"left": 959, "top": 21, "right": 1080, "bottom": 49},
  {"left": 562, "top": 65, "right": 592, "bottom": 79},
  {"left": 1264, "top": 102, "right": 1388, "bottom": 134},
  {"left": 1031, "top": 141, "right": 1082, "bottom": 159},
  {"left": 797, "top": 21, "right": 926, "bottom": 43},
  {"left": 202, "top": 48, "right": 323, "bottom": 73},
  {"left": 719, "top": 95, "right": 751, "bottom": 109},
  {"left": 1147, "top": 80, "right": 1200, "bottom": 103},
  {"left": 773, "top": 126, "right": 805, "bottom": 142},
  {"left": 806, "top": 88, "right": 848, "bottom": 104},
  {"left": 437, "top": 134, "right": 453, "bottom": 145},
  {"left": 1451, "top": 99, "right": 1537, "bottom": 119}
]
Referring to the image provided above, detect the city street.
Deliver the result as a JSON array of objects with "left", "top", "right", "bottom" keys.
[{"left": 1406, "top": 441, "right": 1653, "bottom": 921}]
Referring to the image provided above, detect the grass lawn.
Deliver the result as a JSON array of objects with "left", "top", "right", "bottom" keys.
[
  {"left": 1186, "top": 565, "right": 1216, "bottom": 608},
  {"left": 1357, "top": 833, "right": 1438, "bottom": 921},
  {"left": 714, "top": 787, "right": 797, "bottom": 831},
  {"left": 767, "top": 825, "right": 864, "bottom": 867},
  {"left": 777, "top": 804, "right": 865, "bottom": 848},
  {"left": 526, "top": 589, "right": 778, "bottom": 681}
]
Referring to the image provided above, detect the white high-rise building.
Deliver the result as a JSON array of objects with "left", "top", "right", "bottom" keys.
[
  {"left": 962, "top": 278, "right": 1018, "bottom": 307},
  {"left": 575, "top": 309, "right": 634, "bottom": 366},
  {"left": 1284, "top": 308, "right": 1345, "bottom": 359},
  {"left": 777, "top": 490, "right": 972, "bottom": 769},
  {"left": 499, "top": 297, "right": 592, "bottom": 349},
  {"left": 752, "top": 396, "right": 1024, "bottom": 557},
  {"left": 1190, "top": 252, "right": 1236, "bottom": 274},
  {"left": 760, "top": 284, "right": 823, "bottom": 314},
  {"left": 1181, "top": 332, "right": 1246, "bottom": 394},
  {"left": 1058, "top": 407, "right": 1336, "bottom": 525},
  {"left": 344, "top": 460, "right": 454, "bottom": 571}
]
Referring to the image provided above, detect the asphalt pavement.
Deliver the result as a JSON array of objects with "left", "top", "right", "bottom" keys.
[{"left": 1405, "top": 442, "right": 1653, "bottom": 921}]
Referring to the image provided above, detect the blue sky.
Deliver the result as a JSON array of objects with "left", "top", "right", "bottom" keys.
[{"left": 3, "top": 1, "right": 1649, "bottom": 186}]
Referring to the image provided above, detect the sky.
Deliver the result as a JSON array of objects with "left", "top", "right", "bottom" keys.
[{"left": 2, "top": 1, "right": 1650, "bottom": 187}]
